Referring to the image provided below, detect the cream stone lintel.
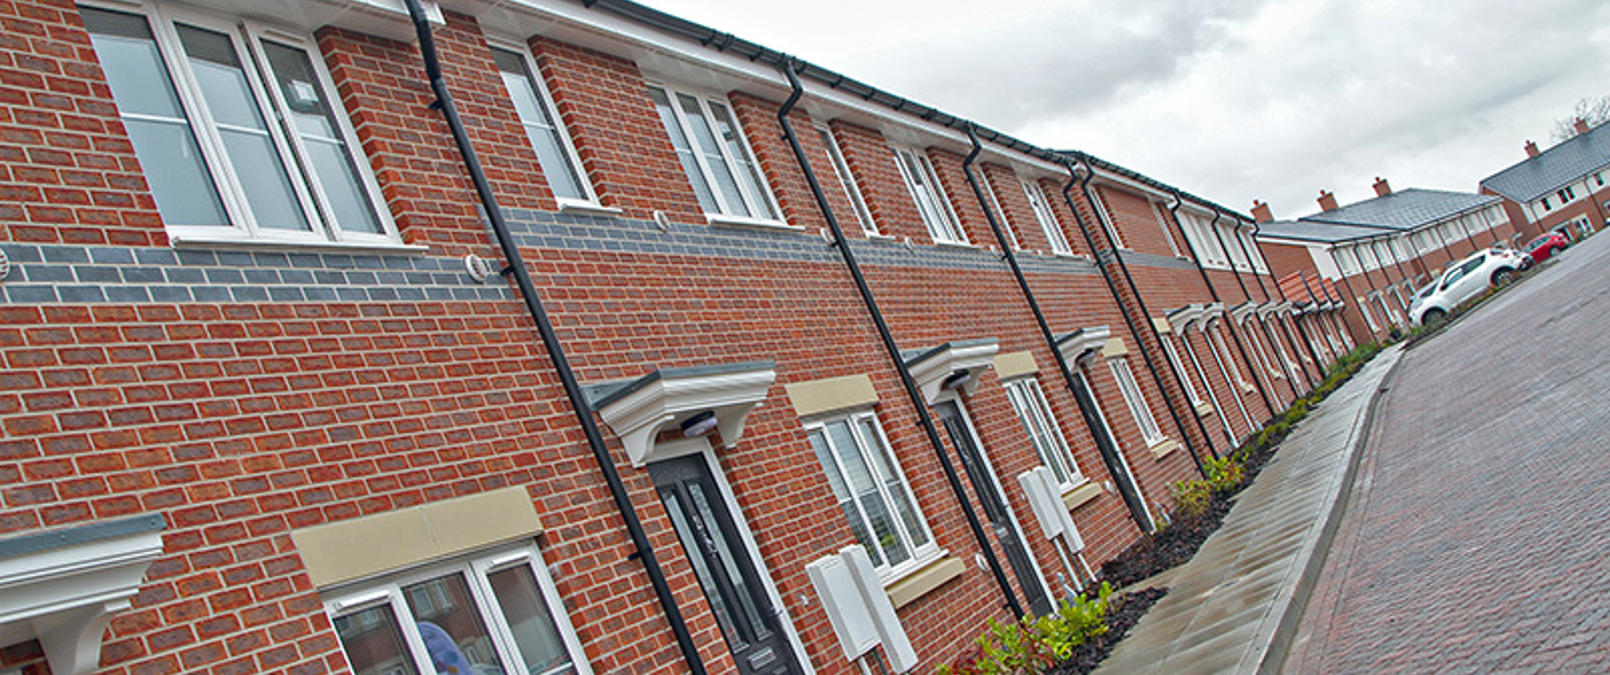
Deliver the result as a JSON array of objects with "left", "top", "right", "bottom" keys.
[
  {"left": 992, "top": 351, "right": 1040, "bottom": 382},
  {"left": 291, "top": 486, "right": 541, "bottom": 588},
  {"left": 785, "top": 373, "right": 878, "bottom": 418},
  {"left": 885, "top": 556, "right": 966, "bottom": 609},
  {"left": 1152, "top": 316, "right": 1172, "bottom": 334},
  {"left": 1101, "top": 337, "right": 1130, "bottom": 358},
  {"left": 1148, "top": 438, "right": 1181, "bottom": 460},
  {"left": 1195, "top": 401, "right": 1216, "bottom": 416},
  {"left": 1061, "top": 482, "right": 1103, "bottom": 510}
]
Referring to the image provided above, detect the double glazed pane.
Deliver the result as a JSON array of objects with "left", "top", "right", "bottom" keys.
[
  {"left": 492, "top": 49, "right": 587, "bottom": 202},
  {"left": 403, "top": 573, "right": 506, "bottom": 674},
  {"left": 807, "top": 416, "right": 929, "bottom": 571},
  {"left": 894, "top": 149, "right": 963, "bottom": 243},
  {"left": 333, "top": 605, "right": 419, "bottom": 675},
  {"left": 260, "top": 41, "right": 383, "bottom": 233},
  {"left": 817, "top": 127, "right": 875, "bottom": 233},
  {"left": 649, "top": 85, "right": 777, "bottom": 220},
  {"left": 1023, "top": 180, "right": 1069, "bottom": 254},
  {"left": 177, "top": 25, "right": 309, "bottom": 231},
  {"left": 81, "top": 8, "right": 227, "bottom": 227},
  {"left": 1005, "top": 380, "right": 1079, "bottom": 485},
  {"left": 485, "top": 566, "right": 574, "bottom": 675},
  {"left": 1110, "top": 359, "right": 1163, "bottom": 443}
]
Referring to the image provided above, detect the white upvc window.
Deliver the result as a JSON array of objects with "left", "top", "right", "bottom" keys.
[
  {"left": 891, "top": 147, "right": 966, "bottom": 244},
  {"left": 1089, "top": 189, "right": 1127, "bottom": 250},
  {"left": 82, "top": 3, "right": 397, "bottom": 246},
  {"left": 978, "top": 170, "right": 1020, "bottom": 249},
  {"left": 1243, "top": 320, "right": 1279, "bottom": 377},
  {"left": 1002, "top": 377, "right": 1083, "bottom": 489},
  {"left": 1223, "top": 223, "right": 1251, "bottom": 271},
  {"left": 1151, "top": 201, "right": 1182, "bottom": 257},
  {"left": 1210, "top": 325, "right": 1251, "bottom": 388},
  {"left": 1160, "top": 335, "right": 1203, "bottom": 405},
  {"left": 324, "top": 543, "right": 591, "bottom": 675},
  {"left": 816, "top": 125, "right": 877, "bottom": 235},
  {"left": 1022, "top": 178, "right": 1071, "bottom": 255},
  {"left": 1107, "top": 357, "right": 1165, "bottom": 446},
  {"left": 1240, "top": 229, "right": 1268, "bottom": 272},
  {"left": 1358, "top": 297, "right": 1379, "bottom": 331},
  {"left": 491, "top": 43, "right": 595, "bottom": 207},
  {"left": 805, "top": 411, "right": 939, "bottom": 579},
  {"left": 648, "top": 83, "right": 780, "bottom": 223}
]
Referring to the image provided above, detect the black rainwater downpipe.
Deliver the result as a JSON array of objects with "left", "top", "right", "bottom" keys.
[
  {"left": 1361, "top": 238, "right": 1404, "bottom": 322},
  {"left": 1226, "top": 220, "right": 1312, "bottom": 395},
  {"left": 1062, "top": 156, "right": 1208, "bottom": 479},
  {"left": 777, "top": 60, "right": 1025, "bottom": 618},
  {"left": 1203, "top": 210, "right": 1279, "bottom": 417},
  {"left": 400, "top": 3, "right": 707, "bottom": 672},
  {"left": 1162, "top": 193, "right": 1246, "bottom": 445},
  {"left": 1297, "top": 272, "right": 1340, "bottom": 363},
  {"left": 1384, "top": 236, "right": 1413, "bottom": 283},
  {"left": 959, "top": 124, "right": 1186, "bottom": 522},
  {"left": 1326, "top": 246, "right": 1370, "bottom": 340},
  {"left": 1247, "top": 222, "right": 1323, "bottom": 389}
]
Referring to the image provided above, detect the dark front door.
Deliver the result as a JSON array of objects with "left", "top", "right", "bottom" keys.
[
  {"left": 648, "top": 454, "right": 802, "bottom": 675},
  {"left": 934, "top": 400, "right": 1054, "bottom": 616}
]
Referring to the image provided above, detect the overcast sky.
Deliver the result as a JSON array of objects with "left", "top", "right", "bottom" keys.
[{"left": 647, "top": 0, "right": 1610, "bottom": 218}]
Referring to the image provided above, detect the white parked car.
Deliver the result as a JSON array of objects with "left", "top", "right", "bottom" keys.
[{"left": 1408, "top": 248, "right": 1525, "bottom": 326}]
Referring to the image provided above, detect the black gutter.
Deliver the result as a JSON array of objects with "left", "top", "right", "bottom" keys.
[
  {"left": 1203, "top": 210, "right": 1279, "bottom": 416},
  {"left": 401, "top": 3, "right": 706, "bottom": 672},
  {"left": 959, "top": 124, "right": 1177, "bottom": 526},
  {"left": 1064, "top": 156, "right": 1209, "bottom": 480},
  {"left": 777, "top": 61, "right": 1025, "bottom": 618}
]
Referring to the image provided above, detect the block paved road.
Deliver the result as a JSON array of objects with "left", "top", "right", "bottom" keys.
[{"left": 1283, "top": 231, "right": 1610, "bottom": 674}]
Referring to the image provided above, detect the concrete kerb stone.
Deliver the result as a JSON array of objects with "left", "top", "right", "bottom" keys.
[{"left": 1255, "top": 345, "right": 1405, "bottom": 674}]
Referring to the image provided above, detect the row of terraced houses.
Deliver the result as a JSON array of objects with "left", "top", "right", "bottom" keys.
[{"left": 0, "top": 1, "right": 1368, "bottom": 674}]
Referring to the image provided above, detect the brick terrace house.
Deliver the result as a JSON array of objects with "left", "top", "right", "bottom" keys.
[
  {"left": 1480, "top": 118, "right": 1610, "bottom": 242},
  {"left": 1253, "top": 181, "right": 1514, "bottom": 344},
  {"left": 0, "top": 1, "right": 1339, "bottom": 673}
]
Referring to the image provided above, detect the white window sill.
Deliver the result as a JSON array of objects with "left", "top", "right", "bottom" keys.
[
  {"left": 705, "top": 213, "right": 804, "bottom": 232},
  {"left": 557, "top": 200, "right": 623, "bottom": 217},
  {"left": 865, "top": 232, "right": 897, "bottom": 242},
  {"left": 169, "top": 235, "right": 429, "bottom": 256},
  {"left": 933, "top": 240, "right": 978, "bottom": 250},
  {"left": 878, "top": 548, "right": 948, "bottom": 588}
]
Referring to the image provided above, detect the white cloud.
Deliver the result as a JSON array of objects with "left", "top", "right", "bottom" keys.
[{"left": 645, "top": 0, "right": 1610, "bottom": 215}]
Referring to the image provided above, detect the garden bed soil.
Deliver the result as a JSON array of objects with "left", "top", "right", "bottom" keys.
[{"left": 1048, "top": 587, "right": 1168, "bottom": 674}]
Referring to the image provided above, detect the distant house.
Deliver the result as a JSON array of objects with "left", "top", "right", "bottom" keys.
[
  {"left": 1480, "top": 119, "right": 1610, "bottom": 242},
  {"left": 1252, "top": 180, "right": 1515, "bottom": 343}
]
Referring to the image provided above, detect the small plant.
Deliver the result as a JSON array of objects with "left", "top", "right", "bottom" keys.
[
  {"left": 938, "top": 584, "right": 1115, "bottom": 674},
  {"left": 1169, "top": 479, "right": 1212, "bottom": 520},
  {"left": 1203, "top": 455, "right": 1244, "bottom": 494}
]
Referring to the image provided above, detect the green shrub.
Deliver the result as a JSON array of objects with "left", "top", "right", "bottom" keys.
[
  {"left": 938, "top": 584, "right": 1114, "bottom": 674},
  {"left": 1204, "top": 455, "right": 1243, "bottom": 494},
  {"left": 1170, "top": 479, "right": 1212, "bottom": 519}
]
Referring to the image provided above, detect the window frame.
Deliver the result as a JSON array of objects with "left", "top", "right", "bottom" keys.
[
  {"left": 891, "top": 146, "right": 967, "bottom": 245},
  {"left": 1150, "top": 201, "right": 1183, "bottom": 257},
  {"left": 815, "top": 124, "right": 877, "bottom": 236},
  {"left": 803, "top": 409, "right": 941, "bottom": 582},
  {"left": 487, "top": 37, "right": 599, "bottom": 209},
  {"left": 323, "top": 541, "right": 593, "bottom": 675},
  {"left": 977, "top": 169, "right": 1020, "bottom": 249},
  {"left": 1106, "top": 357, "right": 1165, "bottom": 446},
  {"left": 1160, "top": 334, "right": 1203, "bottom": 406},
  {"left": 1001, "top": 376, "right": 1085, "bottom": 490},
  {"left": 84, "top": 1, "right": 399, "bottom": 247},
  {"left": 1021, "top": 177, "right": 1072, "bottom": 255},
  {"left": 647, "top": 82, "right": 783, "bottom": 224}
]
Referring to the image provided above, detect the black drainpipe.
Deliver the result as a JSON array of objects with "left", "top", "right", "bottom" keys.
[
  {"left": 1203, "top": 209, "right": 1279, "bottom": 417},
  {"left": 958, "top": 124, "right": 1184, "bottom": 523},
  {"left": 1325, "top": 246, "right": 1369, "bottom": 341},
  {"left": 1297, "top": 272, "right": 1339, "bottom": 363},
  {"left": 1312, "top": 267, "right": 1357, "bottom": 351},
  {"left": 401, "top": 3, "right": 707, "bottom": 672},
  {"left": 777, "top": 60, "right": 1024, "bottom": 618},
  {"left": 1062, "top": 156, "right": 1208, "bottom": 480},
  {"left": 1227, "top": 219, "right": 1312, "bottom": 396}
]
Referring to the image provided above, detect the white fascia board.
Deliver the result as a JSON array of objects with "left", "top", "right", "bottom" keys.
[{"left": 442, "top": 0, "right": 1067, "bottom": 175}]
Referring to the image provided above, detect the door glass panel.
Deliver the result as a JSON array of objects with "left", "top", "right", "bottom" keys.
[
  {"left": 260, "top": 41, "right": 384, "bottom": 233},
  {"left": 402, "top": 573, "right": 507, "bottom": 675},
  {"left": 663, "top": 490, "right": 746, "bottom": 648},
  {"left": 176, "top": 24, "right": 309, "bottom": 231},
  {"left": 486, "top": 565, "right": 575, "bottom": 675},
  {"left": 688, "top": 482, "right": 769, "bottom": 640},
  {"left": 82, "top": 8, "right": 228, "bottom": 227},
  {"left": 334, "top": 605, "right": 419, "bottom": 675},
  {"left": 826, "top": 421, "right": 909, "bottom": 566}
]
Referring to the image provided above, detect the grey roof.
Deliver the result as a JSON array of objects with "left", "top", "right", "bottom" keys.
[
  {"left": 1480, "top": 123, "right": 1610, "bottom": 201},
  {"left": 1254, "top": 219, "right": 1393, "bottom": 244},
  {"left": 0, "top": 513, "right": 165, "bottom": 559},
  {"left": 1298, "top": 188, "right": 1499, "bottom": 230}
]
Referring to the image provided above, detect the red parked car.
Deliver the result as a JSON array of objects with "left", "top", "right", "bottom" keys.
[{"left": 1524, "top": 232, "right": 1569, "bottom": 266}]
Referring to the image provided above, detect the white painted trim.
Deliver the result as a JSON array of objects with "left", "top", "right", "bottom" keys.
[
  {"left": 592, "top": 365, "right": 777, "bottom": 466},
  {"left": 905, "top": 340, "right": 999, "bottom": 404}
]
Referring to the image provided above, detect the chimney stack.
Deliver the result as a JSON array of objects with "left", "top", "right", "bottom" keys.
[
  {"left": 1372, "top": 177, "right": 1391, "bottom": 198},
  {"left": 1575, "top": 117, "right": 1590, "bottom": 136},
  {"left": 1250, "top": 199, "right": 1273, "bottom": 223},
  {"left": 1525, "top": 140, "right": 1540, "bottom": 158},
  {"left": 1317, "top": 189, "right": 1338, "bottom": 212}
]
